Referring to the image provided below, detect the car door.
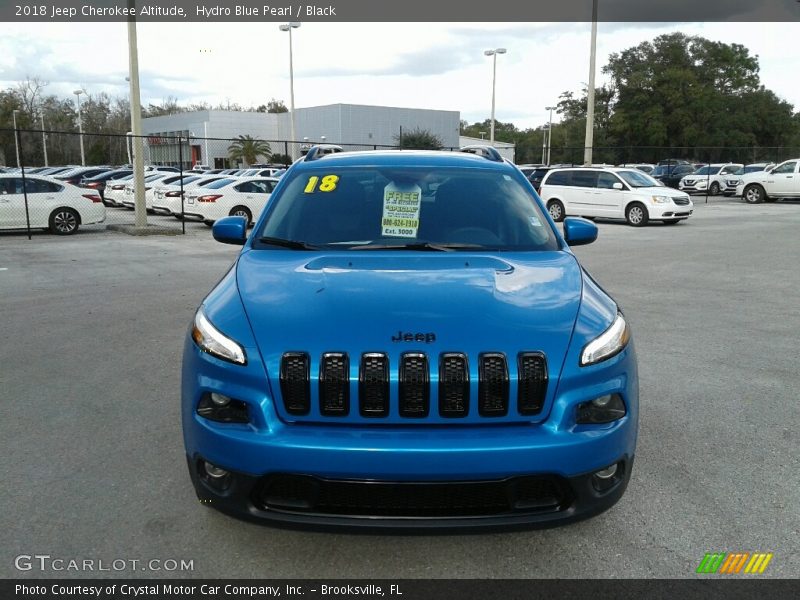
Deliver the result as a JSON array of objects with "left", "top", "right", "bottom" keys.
[
  {"left": 565, "top": 170, "right": 599, "bottom": 216},
  {"left": 768, "top": 161, "right": 798, "bottom": 196},
  {"left": 0, "top": 177, "right": 27, "bottom": 228},
  {"left": 592, "top": 172, "right": 627, "bottom": 217},
  {"left": 24, "top": 178, "right": 65, "bottom": 228}
]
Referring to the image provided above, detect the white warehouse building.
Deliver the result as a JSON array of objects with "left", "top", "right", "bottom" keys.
[{"left": 140, "top": 103, "right": 462, "bottom": 168}]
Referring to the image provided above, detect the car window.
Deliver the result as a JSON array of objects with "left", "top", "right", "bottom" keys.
[
  {"left": 25, "top": 178, "right": 63, "bottom": 193},
  {"left": 617, "top": 170, "right": 659, "bottom": 188},
  {"left": 257, "top": 167, "right": 559, "bottom": 251},
  {"left": 544, "top": 171, "right": 568, "bottom": 186},
  {"left": 200, "top": 178, "right": 236, "bottom": 190},
  {"left": 772, "top": 161, "right": 797, "bottom": 174},
  {"left": 569, "top": 170, "right": 598, "bottom": 188},
  {"left": 596, "top": 172, "right": 622, "bottom": 189},
  {"left": 0, "top": 177, "right": 24, "bottom": 194}
]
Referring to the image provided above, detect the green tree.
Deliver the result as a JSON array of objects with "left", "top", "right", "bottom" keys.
[
  {"left": 394, "top": 127, "right": 443, "bottom": 150},
  {"left": 266, "top": 98, "right": 288, "bottom": 113},
  {"left": 227, "top": 135, "right": 271, "bottom": 165},
  {"left": 269, "top": 153, "right": 291, "bottom": 165}
]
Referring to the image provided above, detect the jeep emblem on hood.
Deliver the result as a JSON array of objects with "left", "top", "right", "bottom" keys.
[{"left": 392, "top": 331, "right": 436, "bottom": 343}]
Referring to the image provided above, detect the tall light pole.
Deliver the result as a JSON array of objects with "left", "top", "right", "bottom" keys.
[
  {"left": 484, "top": 48, "right": 506, "bottom": 145},
  {"left": 127, "top": 1, "right": 147, "bottom": 229},
  {"left": 541, "top": 124, "right": 548, "bottom": 165},
  {"left": 545, "top": 105, "right": 555, "bottom": 166},
  {"left": 280, "top": 22, "right": 301, "bottom": 158},
  {"left": 40, "top": 112, "right": 48, "bottom": 167},
  {"left": 73, "top": 89, "right": 86, "bottom": 166},
  {"left": 583, "top": 0, "right": 598, "bottom": 166},
  {"left": 12, "top": 109, "right": 21, "bottom": 168}
]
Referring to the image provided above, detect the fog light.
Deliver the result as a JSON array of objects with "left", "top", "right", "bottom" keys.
[
  {"left": 577, "top": 393, "right": 626, "bottom": 424},
  {"left": 204, "top": 461, "right": 228, "bottom": 479},
  {"left": 210, "top": 392, "right": 231, "bottom": 406},
  {"left": 197, "top": 392, "right": 249, "bottom": 423},
  {"left": 594, "top": 464, "right": 618, "bottom": 479},
  {"left": 592, "top": 461, "right": 623, "bottom": 492}
]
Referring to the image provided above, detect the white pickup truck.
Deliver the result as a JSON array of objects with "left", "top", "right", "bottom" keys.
[{"left": 736, "top": 159, "right": 800, "bottom": 203}]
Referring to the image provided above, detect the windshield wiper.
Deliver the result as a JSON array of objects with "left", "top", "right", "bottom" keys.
[
  {"left": 258, "top": 236, "right": 319, "bottom": 250},
  {"left": 351, "top": 242, "right": 488, "bottom": 252}
]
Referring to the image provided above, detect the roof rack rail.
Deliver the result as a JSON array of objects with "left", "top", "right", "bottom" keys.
[{"left": 459, "top": 145, "right": 504, "bottom": 162}]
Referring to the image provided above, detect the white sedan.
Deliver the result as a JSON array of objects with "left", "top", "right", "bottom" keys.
[
  {"left": 104, "top": 174, "right": 135, "bottom": 207},
  {"left": 183, "top": 177, "right": 279, "bottom": 226},
  {"left": 120, "top": 173, "right": 173, "bottom": 209},
  {"left": 151, "top": 175, "right": 228, "bottom": 218},
  {"left": 0, "top": 174, "right": 105, "bottom": 235}
]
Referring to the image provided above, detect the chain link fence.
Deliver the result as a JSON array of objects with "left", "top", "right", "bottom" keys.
[{"left": 2, "top": 126, "right": 799, "bottom": 239}]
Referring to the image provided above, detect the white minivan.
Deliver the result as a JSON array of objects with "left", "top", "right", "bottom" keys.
[{"left": 538, "top": 167, "right": 694, "bottom": 226}]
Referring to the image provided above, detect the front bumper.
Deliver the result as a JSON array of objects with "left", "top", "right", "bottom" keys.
[{"left": 182, "top": 334, "right": 639, "bottom": 529}]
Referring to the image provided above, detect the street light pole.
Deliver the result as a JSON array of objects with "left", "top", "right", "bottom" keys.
[
  {"left": 545, "top": 106, "right": 555, "bottom": 166},
  {"left": 127, "top": 1, "right": 147, "bottom": 229},
  {"left": 541, "top": 125, "right": 547, "bottom": 165},
  {"left": 484, "top": 48, "right": 506, "bottom": 145},
  {"left": 40, "top": 112, "right": 48, "bottom": 167},
  {"left": 280, "top": 22, "right": 301, "bottom": 158},
  {"left": 73, "top": 89, "right": 86, "bottom": 166},
  {"left": 12, "top": 109, "right": 21, "bottom": 168},
  {"left": 583, "top": 0, "right": 598, "bottom": 166}
]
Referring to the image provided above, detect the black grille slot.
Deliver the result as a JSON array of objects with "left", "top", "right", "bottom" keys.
[
  {"left": 478, "top": 353, "right": 509, "bottom": 416},
  {"left": 319, "top": 352, "right": 349, "bottom": 416},
  {"left": 280, "top": 352, "right": 310, "bottom": 415},
  {"left": 517, "top": 352, "right": 548, "bottom": 415},
  {"left": 359, "top": 353, "right": 389, "bottom": 417},
  {"left": 399, "top": 353, "right": 429, "bottom": 417},
  {"left": 673, "top": 197, "right": 690, "bottom": 206},
  {"left": 439, "top": 353, "right": 469, "bottom": 417},
  {"left": 258, "top": 474, "right": 571, "bottom": 517}
]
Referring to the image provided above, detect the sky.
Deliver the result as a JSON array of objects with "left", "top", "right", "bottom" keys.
[{"left": 1, "top": 21, "right": 798, "bottom": 132}]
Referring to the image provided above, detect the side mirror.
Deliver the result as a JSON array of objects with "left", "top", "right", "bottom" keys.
[
  {"left": 563, "top": 217, "right": 598, "bottom": 247},
  {"left": 612, "top": 182, "right": 623, "bottom": 190},
  {"left": 212, "top": 216, "right": 248, "bottom": 245}
]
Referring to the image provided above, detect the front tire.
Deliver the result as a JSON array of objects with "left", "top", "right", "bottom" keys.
[
  {"left": 49, "top": 208, "right": 80, "bottom": 235},
  {"left": 625, "top": 202, "right": 649, "bottom": 227},
  {"left": 709, "top": 182, "right": 720, "bottom": 195},
  {"left": 744, "top": 184, "right": 766, "bottom": 204},
  {"left": 547, "top": 200, "right": 565, "bottom": 222}
]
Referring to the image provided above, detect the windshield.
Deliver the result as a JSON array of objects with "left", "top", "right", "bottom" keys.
[
  {"left": 255, "top": 167, "right": 559, "bottom": 251},
  {"left": 617, "top": 170, "right": 660, "bottom": 188}
]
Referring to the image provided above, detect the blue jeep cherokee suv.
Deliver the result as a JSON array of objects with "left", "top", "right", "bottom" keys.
[{"left": 182, "top": 147, "right": 638, "bottom": 529}]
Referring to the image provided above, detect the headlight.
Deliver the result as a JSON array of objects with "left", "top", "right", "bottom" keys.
[
  {"left": 580, "top": 312, "right": 630, "bottom": 366},
  {"left": 191, "top": 307, "right": 247, "bottom": 365},
  {"left": 651, "top": 195, "right": 670, "bottom": 204}
]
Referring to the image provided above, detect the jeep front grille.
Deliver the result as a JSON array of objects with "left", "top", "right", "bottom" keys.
[{"left": 276, "top": 351, "right": 549, "bottom": 420}]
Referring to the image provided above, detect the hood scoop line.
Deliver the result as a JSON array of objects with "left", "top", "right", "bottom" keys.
[{"left": 304, "top": 255, "right": 515, "bottom": 273}]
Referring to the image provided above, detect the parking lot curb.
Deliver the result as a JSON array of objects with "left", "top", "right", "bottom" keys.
[{"left": 107, "top": 224, "right": 184, "bottom": 236}]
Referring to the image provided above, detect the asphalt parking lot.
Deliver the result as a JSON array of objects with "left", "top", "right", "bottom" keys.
[{"left": 1, "top": 198, "right": 798, "bottom": 579}]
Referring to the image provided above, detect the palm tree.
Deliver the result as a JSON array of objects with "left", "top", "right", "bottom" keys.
[{"left": 227, "top": 135, "right": 271, "bottom": 166}]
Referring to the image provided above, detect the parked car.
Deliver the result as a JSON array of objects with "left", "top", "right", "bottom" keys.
[
  {"left": 55, "top": 166, "right": 112, "bottom": 186},
  {"left": 0, "top": 174, "right": 105, "bottom": 234},
  {"left": 524, "top": 166, "right": 554, "bottom": 193},
  {"left": 80, "top": 169, "right": 134, "bottom": 205},
  {"left": 35, "top": 166, "right": 77, "bottom": 177},
  {"left": 721, "top": 163, "right": 775, "bottom": 195},
  {"left": 120, "top": 173, "right": 173, "bottom": 208},
  {"left": 183, "top": 176, "right": 278, "bottom": 225},
  {"left": 103, "top": 174, "right": 135, "bottom": 207},
  {"left": 183, "top": 147, "right": 638, "bottom": 528},
  {"left": 678, "top": 163, "right": 743, "bottom": 195},
  {"left": 539, "top": 166, "right": 693, "bottom": 226},
  {"left": 736, "top": 158, "right": 800, "bottom": 203},
  {"left": 151, "top": 175, "right": 222, "bottom": 216},
  {"left": 145, "top": 165, "right": 181, "bottom": 173},
  {"left": 652, "top": 163, "right": 695, "bottom": 187},
  {"left": 143, "top": 174, "right": 198, "bottom": 211}
]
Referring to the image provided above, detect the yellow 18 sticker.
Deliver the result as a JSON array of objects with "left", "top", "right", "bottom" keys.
[{"left": 304, "top": 174, "right": 339, "bottom": 193}]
